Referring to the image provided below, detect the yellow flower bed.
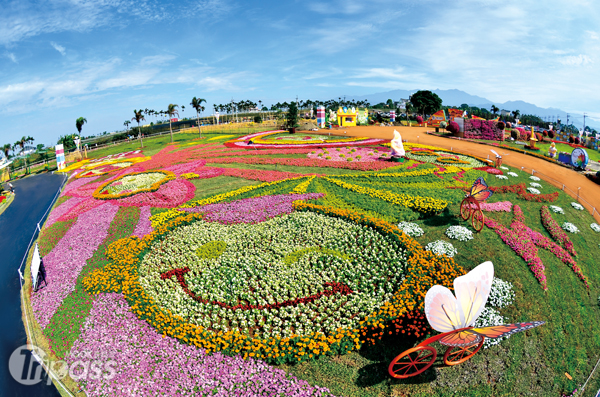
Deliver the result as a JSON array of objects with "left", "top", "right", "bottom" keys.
[
  {"left": 335, "top": 165, "right": 462, "bottom": 179},
  {"left": 290, "top": 176, "right": 315, "bottom": 194},
  {"left": 56, "top": 159, "right": 90, "bottom": 173},
  {"left": 322, "top": 177, "right": 449, "bottom": 214},
  {"left": 180, "top": 173, "right": 200, "bottom": 179},
  {"left": 83, "top": 205, "right": 464, "bottom": 364}
]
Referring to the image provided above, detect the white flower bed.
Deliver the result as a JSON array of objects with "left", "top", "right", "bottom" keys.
[
  {"left": 397, "top": 222, "right": 424, "bottom": 237},
  {"left": 495, "top": 175, "right": 508, "bottom": 180},
  {"left": 526, "top": 187, "right": 541, "bottom": 194},
  {"left": 591, "top": 223, "right": 600, "bottom": 232},
  {"left": 500, "top": 166, "right": 509, "bottom": 170},
  {"left": 487, "top": 278, "right": 516, "bottom": 309},
  {"left": 549, "top": 205, "right": 564, "bottom": 214},
  {"left": 474, "top": 307, "right": 509, "bottom": 349},
  {"left": 571, "top": 202, "right": 584, "bottom": 210},
  {"left": 529, "top": 176, "right": 541, "bottom": 181},
  {"left": 562, "top": 222, "right": 579, "bottom": 233},
  {"left": 507, "top": 172, "right": 519, "bottom": 177},
  {"left": 529, "top": 182, "right": 542, "bottom": 188},
  {"left": 425, "top": 240, "right": 457, "bottom": 258},
  {"left": 445, "top": 225, "right": 474, "bottom": 241}
]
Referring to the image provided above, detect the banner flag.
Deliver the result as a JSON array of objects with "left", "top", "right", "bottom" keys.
[
  {"left": 55, "top": 144, "right": 65, "bottom": 170},
  {"left": 390, "top": 110, "right": 396, "bottom": 122}
]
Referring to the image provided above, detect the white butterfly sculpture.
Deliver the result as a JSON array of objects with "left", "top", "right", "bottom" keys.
[{"left": 388, "top": 262, "right": 544, "bottom": 379}]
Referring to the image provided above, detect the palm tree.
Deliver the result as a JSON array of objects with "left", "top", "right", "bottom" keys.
[
  {"left": 124, "top": 120, "right": 131, "bottom": 131},
  {"left": 166, "top": 104, "right": 179, "bottom": 143},
  {"left": 2, "top": 143, "right": 11, "bottom": 159},
  {"left": 190, "top": 97, "right": 206, "bottom": 136},
  {"left": 75, "top": 117, "right": 87, "bottom": 151},
  {"left": 132, "top": 109, "right": 146, "bottom": 148},
  {"left": 490, "top": 105, "right": 499, "bottom": 116}
]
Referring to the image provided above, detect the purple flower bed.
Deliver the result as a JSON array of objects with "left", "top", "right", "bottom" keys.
[
  {"left": 133, "top": 206, "right": 153, "bottom": 238},
  {"left": 183, "top": 193, "right": 324, "bottom": 224},
  {"left": 31, "top": 203, "right": 119, "bottom": 329},
  {"left": 66, "top": 293, "right": 335, "bottom": 397}
]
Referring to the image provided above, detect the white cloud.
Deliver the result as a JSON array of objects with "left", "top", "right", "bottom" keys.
[
  {"left": 141, "top": 55, "right": 177, "bottom": 66},
  {"left": 6, "top": 52, "right": 17, "bottom": 63},
  {"left": 50, "top": 41, "right": 66, "bottom": 55},
  {"left": 560, "top": 54, "right": 593, "bottom": 66},
  {"left": 587, "top": 31, "right": 599, "bottom": 40},
  {"left": 194, "top": 0, "right": 233, "bottom": 19}
]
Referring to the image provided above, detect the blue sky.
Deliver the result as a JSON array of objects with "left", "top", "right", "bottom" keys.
[{"left": 1, "top": 0, "right": 599, "bottom": 147}]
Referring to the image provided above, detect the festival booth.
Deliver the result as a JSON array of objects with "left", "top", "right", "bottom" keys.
[{"left": 336, "top": 107, "right": 357, "bottom": 127}]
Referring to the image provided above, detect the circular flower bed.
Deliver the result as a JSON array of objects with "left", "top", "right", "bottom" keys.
[
  {"left": 226, "top": 130, "right": 383, "bottom": 149},
  {"left": 571, "top": 202, "right": 584, "bottom": 210},
  {"left": 424, "top": 240, "right": 457, "bottom": 257},
  {"left": 530, "top": 176, "right": 541, "bottom": 181},
  {"left": 507, "top": 172, "right": 519, "bottom": 177},
  {"left": 397, "top": 222, "right": 424, "bottom": 237},
  {"left": 591, "top": 223, "right": 600, "bottom": 232},
  {"left": 527, "top": 187, "right": 541, "bottom": 195},
  {"left": 93, "top": 170, "right": 175, "bottom": 199},
  {"left": 550, "top": 205, "right": 564, "bottom": 214},
  {"left": 562, "top": 222, "right": 580, "bottom": 233},
  {"left": 530, "top": 182, "right": 542, "bottom": 188},
  {"left": 496, "top": 175, "right": 508, "bottom": 180},
  {"left": 445, "top": 225, "right": 474, "bottom": 241}
]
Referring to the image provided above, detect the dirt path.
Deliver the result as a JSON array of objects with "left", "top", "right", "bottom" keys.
[{"left": 312, "top": 126, "right": 600, "bottom": 223}]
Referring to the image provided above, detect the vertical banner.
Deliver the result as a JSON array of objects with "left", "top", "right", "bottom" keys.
[
  {"left": 74, "top": 137, "right": 81, "bottom": 152},
  {"left": 317, "top": 106, "right": 325, "bottom": 128},
  {"left": 390, "top": 110, "right": 396, "bottom": 122},
  {"left": 55, "top": 144, "right": 65, "bottom": 170},
  {"left": 215, "top": 112, "right": 220, "bottom": 125}
]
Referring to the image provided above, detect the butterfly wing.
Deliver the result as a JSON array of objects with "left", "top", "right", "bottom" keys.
[
  {"left": 467, "top": 321, "right": 545, "bottom": 339},
  {"left": 424, "top": 285, "right": 464, "bottom": 332},
  {"left": 439, "top": 330, "right": 482, "bottom": 347},
  {"left": 469, "top": 177, "right": 494, "bottom": 202},
  {"left": 454, "top": 261, "right": 494, "bottom": 327}
]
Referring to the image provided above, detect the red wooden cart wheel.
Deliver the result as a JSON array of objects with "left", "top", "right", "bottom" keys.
[
  {"left": 459, "top": 199, "right": 472, "bottom": 221},
  {"left": 472, "top": 209, "right": 484, "bottom": 232},
  {"left": 388, "top": 346, "right": 437, "bottom": 379},
  {"left": 443, "top": 338, "right": 485, "bottom": 365}
]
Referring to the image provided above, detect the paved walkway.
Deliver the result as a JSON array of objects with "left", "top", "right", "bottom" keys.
[
  {"left": 0, "top": 173, "right": 64, "bottom": 396},
  {"left": 320, "top": 126, "right": 600, "bottom": 223}
]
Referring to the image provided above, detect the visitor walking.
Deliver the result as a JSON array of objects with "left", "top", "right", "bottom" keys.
[{"left": 7, "top": 182, "right": 14, "bottom": 193}]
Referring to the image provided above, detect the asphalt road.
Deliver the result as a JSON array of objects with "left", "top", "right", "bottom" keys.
[{"left": 0, "top": 173, "right": 65, "bottom": 396}]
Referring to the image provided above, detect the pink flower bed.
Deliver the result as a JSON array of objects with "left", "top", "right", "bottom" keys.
[
  {"left": 66, "top": 293, "right": 335, "bottom": 396},
  {"left": 307, "top": 147, "right": 389, "bottom": 162},
  {"left": 219, "top": 168, "right": 319, "bottom": 182},
  {"left": 469, "top": 201, "right": 513, "bottom": 212},
  {"left": 62, "top": 176, "right": 101, "bottom": 196},
  {"left": 45, "top": 197, "right": 85, "bottom": 228},
  {"left": 133, "top": 206, "right": 153, "bottom": 238},
  {"left": 206, "top": 156, "right": 399, "bottom": 171},
  {"left": 115, "top": 179, "right": 196, "bottom": 208},
  {"left": 198, "top": 148, "right": 313, "bottom": 158},
  {"left": 475, "top": 166, "right": 503, "bottom": 175},
  {"left": 164, "top": 159, "right": 207, "bottom": 175},
  {"left": 464, "top": 119, "right": 504, "bottom": 141},
  {"left": 484, "top": 205, "right": 587, "bottom": 290},
  {"left": 58, "top": 197, "right": 105, "bottom": 222},
  {"left": 32, "top": 203, "right": 119, "bottom": 329}
]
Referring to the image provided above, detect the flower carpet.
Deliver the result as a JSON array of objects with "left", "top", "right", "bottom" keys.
[{"left": 29, "top": 133, "right": 600, "bottom": 396}]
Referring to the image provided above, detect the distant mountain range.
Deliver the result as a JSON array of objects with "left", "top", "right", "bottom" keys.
[{"left": 345, "top": 89, "right": 598, "bottom": 130}]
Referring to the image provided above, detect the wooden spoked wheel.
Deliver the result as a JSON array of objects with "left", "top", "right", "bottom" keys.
[
  {"left": 472, "top": 209, "right": 484, "bottom": 232},
  {"left": 459, "top": 199, "right": 472, "bottom": 221},
  {"left": 388, "top": 346, "right": 437, "bottom": 379},
  {"left": 443, "top": 338, "right": 485, "bottom": 366}
]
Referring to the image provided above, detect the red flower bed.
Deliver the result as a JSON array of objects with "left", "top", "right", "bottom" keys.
[
  {"left": 489, "top": 183, "right": 559, "bottom": 202},
  {"left": 551, "top": 140, "right": 588, "bottom": 150}
]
